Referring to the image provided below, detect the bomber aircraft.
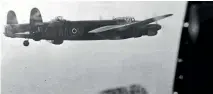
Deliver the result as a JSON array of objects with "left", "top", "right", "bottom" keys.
[{"left": 4, "top": 8, "right": 173, "bottom": 47}]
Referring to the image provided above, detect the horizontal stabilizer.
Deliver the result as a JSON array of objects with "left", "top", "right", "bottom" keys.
[
  {"left": 30, "top": 8, "right": 43, "bottom": 26},
  {"left": 7, "top": 10, "right": 18, "bottom": 24}
]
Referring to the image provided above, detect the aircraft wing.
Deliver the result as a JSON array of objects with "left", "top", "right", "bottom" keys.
[{"left": 88, "top": 14, "right": 173, "bottom": 33}]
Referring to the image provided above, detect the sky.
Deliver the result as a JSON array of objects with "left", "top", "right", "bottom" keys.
[{"left": 0, "top": 1, "right": 187, "bottom": 94}]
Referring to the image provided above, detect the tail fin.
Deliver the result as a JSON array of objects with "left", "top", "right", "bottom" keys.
[
  {"left": 7, "top": 10, "right": 18, "bottom": 24},
  {"left": 30, "top": 8, "right": 43, "bottom": 26}
]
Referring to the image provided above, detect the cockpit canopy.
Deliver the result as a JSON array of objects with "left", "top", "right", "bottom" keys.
[
  {"left": 51, "top": 16, "right": 65, "bottom": 22},
  {"left": 113, "top": 16, "right": 135, "bottom": 22}
]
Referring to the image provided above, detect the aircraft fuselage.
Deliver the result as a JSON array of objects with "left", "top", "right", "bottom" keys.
[{"left": 5, "top": 20, "right": 161, "bottom": 42}]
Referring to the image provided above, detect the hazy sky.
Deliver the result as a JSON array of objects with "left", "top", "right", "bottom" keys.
[{"left": 1, "top": 1, "right": 187, "bottom": 94}]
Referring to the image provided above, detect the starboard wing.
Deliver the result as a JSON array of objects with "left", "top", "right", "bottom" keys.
[{"left": 88, "top": 14, "right": 173, "bottom": 34}]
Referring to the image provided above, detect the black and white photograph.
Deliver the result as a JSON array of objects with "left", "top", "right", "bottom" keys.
[{"left": 1, "top": 1, "right": 187, "bottom": 94}]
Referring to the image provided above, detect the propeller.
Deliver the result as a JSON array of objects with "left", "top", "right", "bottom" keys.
[
  {"left": 99, "top": 15, "right": 102, "bottom": 20},
  {"left": 152, "top": 13, "right": 164, "bottom": 34},
  {"left": 153, "top": 13, "right": 158, "bottom": 24}
]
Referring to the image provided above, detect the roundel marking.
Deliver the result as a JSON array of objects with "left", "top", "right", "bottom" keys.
[{"left": 72, "top": 28, "right": 78, "bottom": 34}]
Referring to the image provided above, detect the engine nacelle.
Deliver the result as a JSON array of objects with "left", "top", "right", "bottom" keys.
[
  {"left": 145, "top": 24, "right": 161, "bottom": 36},
  {"left": 147, "top": 24, "right": 162, "bottom": 30},
  {"left": 147, "top": 30, "right": 158, "bottom": 36}
]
